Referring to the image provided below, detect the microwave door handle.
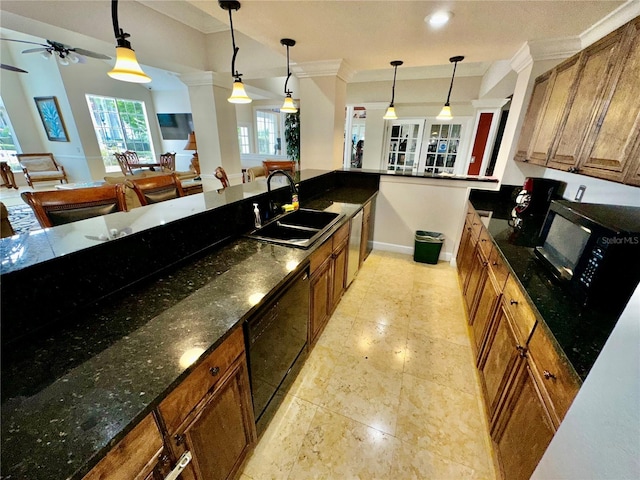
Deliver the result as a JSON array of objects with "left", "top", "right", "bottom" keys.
[{"left": 164, "top": 451, "right": 192, "bottom": 480}]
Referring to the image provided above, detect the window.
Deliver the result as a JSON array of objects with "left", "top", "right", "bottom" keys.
[
  {"left": 0, "top": 98, "right": 21, "bottom": 170},
  {"left": 86, "top": 95, "right": 155, "bottom": 171},
  {"left": 238, "top": 124, "right": 251, "bottom": 154},
  {"left": 422, "top": 123, "right": 462, "bottom": 175},
  {"left": 255, "top": 108, "right": 283, "bottom": 156}
]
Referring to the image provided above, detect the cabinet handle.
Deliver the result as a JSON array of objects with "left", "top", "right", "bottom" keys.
[
  {"left": 492, "top": 261, "right": 498, "bottom": 266},
  {"left": 473, "top": 222, "right": 479, "bottom": 226},
  {"left": 543, "top": 370, "right": 556, "bottom": 380},
  {"left": 510, "top": 299, "right": 518, "bottom": 305},
  {"left": 516, "top": 344, "right": 527, "bottom": 357},
  {"left": 209, "top": 366, "right": 220, "bottom": 377},
  {"left": 481, "top": 238, "right": 487, "bottom": 242},
  {"left": 174, "top": 433, "right": 185, "bottom": 446},
  {"left": 482, "top": 261, "right": 488, "bottom": 267}
]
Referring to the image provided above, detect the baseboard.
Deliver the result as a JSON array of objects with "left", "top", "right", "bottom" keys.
[{"left": 372, "top": 241, "right": 452, "bottom": 262}]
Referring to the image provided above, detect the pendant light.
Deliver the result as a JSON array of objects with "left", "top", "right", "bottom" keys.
[
  {"left": 220, "top": 1, "right": 252, "bottom": 104},
  {"left": 383, "top": 60, "right": 403, "bottom": 120},
  {"left": 280, "top": 38, "right": 298, "bottom": 113},
  {"left": 107, "top": 0, "right": 151, "bottom": 83},
  {"left": 436, "top": 55, "right": 464, "bottom": 121}
]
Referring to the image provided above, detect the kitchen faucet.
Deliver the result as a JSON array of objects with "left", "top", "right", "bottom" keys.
[{"left": 267, "top": 169, "right": 298, "bottom": 216}]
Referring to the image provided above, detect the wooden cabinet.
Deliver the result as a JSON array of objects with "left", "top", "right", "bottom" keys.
[
  {"left": 514, "top": 73, "right": 551, "bottom": 164},
  {"left": 457, "top": 207, "right": 481, "bottom": 289},
  {"left": 529, "top": 57, "right": 580, "bottom": 165},
  {"left": 359, "top": 199, "right": 373, "bottom": 267},
  {"left": 515, "top": 16, "right": 640, "bottom": 186},
  {"left": 469, "top": 264, "right": 505, "bottom": 363},
  {"left": 83, "top": 414, "right": 168, "bottom": 480},
  {"left": 464, "top": 244, "right": 489, "bottom": 316},
  {"left": 309, "top": 222, "right": 350, "bottom": 346},
  {"left": 158, "top": 327, "right": 256, "bottom": 480}
]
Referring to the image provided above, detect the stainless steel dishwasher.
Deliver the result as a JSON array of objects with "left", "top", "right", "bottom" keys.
[
  {"left": 346, "top": 209, "right": 363, "bottom": 287},
  {"left": 244, "top": 267, "right": 309, "bottom": 434}
]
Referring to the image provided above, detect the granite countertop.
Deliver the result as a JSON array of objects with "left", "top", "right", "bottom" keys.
[
  {"left": 0, "top": 191, "right": 369, "bottom": 479},
  {"left": 469, "top": 187, "right": 622, "bottom": 381}
]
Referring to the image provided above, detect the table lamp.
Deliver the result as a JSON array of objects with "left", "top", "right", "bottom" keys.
[{"left": 184, "top": 131, "right": 200, "bottom": 180}]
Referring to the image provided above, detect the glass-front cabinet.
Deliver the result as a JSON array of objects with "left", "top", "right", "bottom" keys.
[
  {"left": 422, "top": 123, "right": 462, "bottom": 175},
  {"left": 384, "top": 120, "right": 425, "bottom": 173},
  {"left": 383, "top": 119, "right": 467, "bottom": 175}
]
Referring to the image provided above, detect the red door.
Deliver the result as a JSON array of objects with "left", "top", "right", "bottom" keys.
[{"left": 467, "top": 113, "right": 493, "bottom": 176}]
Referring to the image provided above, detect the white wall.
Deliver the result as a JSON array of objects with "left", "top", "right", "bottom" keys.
[
  {"left": 532, "top": 283, "right": 640, "bottom": 480},
  {"left": 372, "top": 176, "right": 497, "bottom": 260},
  {"left": 151, "top": 88, "right": 193, "bottom": 172}
]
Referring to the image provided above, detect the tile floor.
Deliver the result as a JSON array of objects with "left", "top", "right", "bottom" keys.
[{"left": 240, "top": 250, "right": 497, "bottom": 480}]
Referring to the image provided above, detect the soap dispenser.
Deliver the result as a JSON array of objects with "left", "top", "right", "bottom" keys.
[{"left": 253, "top": 203, "right": 261, "bottom": 228}]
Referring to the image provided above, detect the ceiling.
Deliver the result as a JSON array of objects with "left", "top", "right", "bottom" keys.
[{"left": 0, "top": 0, "right": 632, "bottom": 88}]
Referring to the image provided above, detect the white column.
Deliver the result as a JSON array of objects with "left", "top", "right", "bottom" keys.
[
  {"left": 293, "top": 60, "right": 354, "bottom": 170},
  {"left": 180, "top": 72, "right": 242, "bottom": 184},
  {"left": 360, "top": 102, "right": 388, "bottom": 170}
]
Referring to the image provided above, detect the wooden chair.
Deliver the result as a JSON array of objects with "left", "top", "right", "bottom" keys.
[
  {"left": 21, "top": 184, "right": 127, "bottom": 228},
  {"left": 159, "top": 152, "right": 176, "bottom": 171},
  {"left": 129, "top": 173, "right": 184, "bottom": 206},
  {"left": 263, "top": 160, "right": 295, "bottom": 177},
  {"left": 17, "top": 153, "right": 68, "bottom": 187},
  {"left": 113, "top": 152, "right": 132, "bottom": 175},
  {"left": 214, "top": 166, "right": 230, "bottom": 188},
  {"left": 1, "top": 201, "right": 16, "bottom": 238}
]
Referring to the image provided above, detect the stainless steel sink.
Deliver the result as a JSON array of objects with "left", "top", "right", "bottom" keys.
[{"left": 247, "top": 208, "right": 344, "bottom": 249}]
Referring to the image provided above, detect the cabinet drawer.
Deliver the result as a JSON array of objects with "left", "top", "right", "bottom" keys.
[
  {"left": 469, "top": 213, "right": 482, "bottom": 243},
  {"left": 310, "top": 239, "right": 333, "bottom": 272},
  {"left": 488, "top": 247, "right": 509, "bottom": 291},
  {"left": 83, "top": 414, "right": 163, "bottom": 480},
  {"left": 503, "top": 276, "right": 537, "bottom": 345},
  {"left": 333, "top": 222, "right": 350, "bottom": 248},
  {"left": 527, "top": 324, "right": 581, "bottom": 425},
  {"left": 159, "top": 326, "right": 245, "bottom": 433},
  {"left": 477, "top": 227, "right": 493, "bottom": 259}
]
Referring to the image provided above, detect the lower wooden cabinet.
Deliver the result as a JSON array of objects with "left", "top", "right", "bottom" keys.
[
  {"left": 491, "top": 360, "right": 556, "bottom": 480},
  {"left": 83, "top": 413, "right": 168, "bottom": 480},
  {"left": 170, "top": 357, "right": 256, "bottom": 480},
  {"left": 457, "top": 203, "right": 581, "bottom": 479},
  {"left": 309, "top": 222, "right": 350, "bottom": 346}
]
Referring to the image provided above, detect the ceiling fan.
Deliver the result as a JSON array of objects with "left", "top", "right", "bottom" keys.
[
  {"left": 0, "top": 37, "right": 111, "bottom": 65},
  {"left": 1, "top": 63, "right": 28, "bottom": 73}
]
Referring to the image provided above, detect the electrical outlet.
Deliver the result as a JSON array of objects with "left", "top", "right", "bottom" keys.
[{"left": 575, "top": 185, "right": 586, "bottom": 202}]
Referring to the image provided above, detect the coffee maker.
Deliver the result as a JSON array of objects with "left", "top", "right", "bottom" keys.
[{"left": 514, "top": 177, "right": 565, "bottom": 217}]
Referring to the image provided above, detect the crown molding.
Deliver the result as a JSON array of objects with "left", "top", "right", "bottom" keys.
[
  {"left": 581, "top": 0, "right": 640, "bottom": 48},
  {"left": 292, "top": 59, "right": 356, "bottom": 82},
  {"left": 180, "top": 71, "right": 228, "bottom": 88},
  {"left": 528, "top": 37, "right": 582, "bottom": 61},
  {"left": 472, "top": 98, "right": 510, "bottom": 109},
  {"left": 510, "top": 43, "right": 533, "bottom": 74}
]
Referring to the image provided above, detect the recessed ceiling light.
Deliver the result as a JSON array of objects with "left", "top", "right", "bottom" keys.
[{"left": 425, "top": 11, "right": 453, "bottom": 28}]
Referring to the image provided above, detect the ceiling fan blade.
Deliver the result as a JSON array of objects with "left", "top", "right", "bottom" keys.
[
  {"left": 73, "top": 48, "right": 111, "bottom": 60},
  {"left": 22, "top": 47, "right": 48, "bottom": 54},
  {"left": 0, "top": 37, "right": 48, "bottom": 48},
  {"left": 1, "top": 64, "right": 28, "bottom": 73}
]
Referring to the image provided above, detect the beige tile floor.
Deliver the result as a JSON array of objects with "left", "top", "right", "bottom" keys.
[{"left": 241, "top": 250, "right": 497, "bottom": 480}]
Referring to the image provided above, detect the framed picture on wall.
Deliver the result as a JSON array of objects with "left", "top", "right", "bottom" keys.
[{"left": 34, "top": 96, "right": 69, "bottom": 142}]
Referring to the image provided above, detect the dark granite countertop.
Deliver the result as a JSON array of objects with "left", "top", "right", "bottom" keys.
[
  {"left": 0, "top": 185, "right": 372, "bottom": 479},
  {"left": 347, "top": 167, "right": 500, "bottom": 183},
  {"left": 469, "top": 187, "right": 624, "bottom": 381}
]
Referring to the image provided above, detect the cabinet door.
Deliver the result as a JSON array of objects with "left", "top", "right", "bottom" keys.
[
  {"left": 309, "top": 257, "right": 332, "bottom": 345},
  {"left": 469, "top": 270, "right": 502, "bottom": 363},
  {"left": 514, "top": 72, "right": 551, "bottom": 163},
  {"left": 177, "top": 358, "right": 256, "bottom": 480},
  {"left": 456, "top": 219, "right": 474, "bottom": 283},
  {"left": 478, "top": 299, "right": 523, "bottom": 421},
  {"left": 577, "top": 19, "right": 640, "bottom": 182},
  {"left": 359, "top": 200, "right": 372, "bottom": 267},
  {"left": 463, "top": 246, "right": 487, "bottom": 314},
  {"left": 529, "top": 57, "right": 580, "bottom": 165},
  {"left": 331, "top": 238, "right": 348, "bottom": 311},
  {"left": 623, "top": 142, "right": 640, "bottom": 186},
  {"left": 492, "top": 361, "right": 556, "bottom": 480},
  {"left": 548, "top": 28, "right": 626, "bottom": 170}
]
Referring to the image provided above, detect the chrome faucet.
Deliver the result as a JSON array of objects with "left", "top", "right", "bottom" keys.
[{"left": 267, "top": 170, "right": 298, "bottom": 216}]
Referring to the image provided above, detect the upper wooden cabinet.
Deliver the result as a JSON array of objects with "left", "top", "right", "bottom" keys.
[{"left": 515, "top": 16, "right": 640, "bottom": 186}]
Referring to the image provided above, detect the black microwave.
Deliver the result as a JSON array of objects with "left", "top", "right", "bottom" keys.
[{"left": 535, "top": 200, "right": 640, "bottom": 309}]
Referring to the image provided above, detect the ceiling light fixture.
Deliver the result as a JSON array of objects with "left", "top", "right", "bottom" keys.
[
  {"left": 108, "top": 0, "right": 151, "bottom": 83},
  {"left": 220, "top": 0, "right": 252, "bottom": 104},
  {"left": 436, "top": 55, "right": 464, "bottom": 121},
  {"left": 280, "top": 38, "right": 298, "bottom": 114},
  {"left": 383, "top": 60, "right": 403, "bottom": 120},
  {"left": 425, "top": 11, "right": 453, "bottom": 28}
]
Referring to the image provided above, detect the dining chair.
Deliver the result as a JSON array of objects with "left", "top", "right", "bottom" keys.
[
  {"left": 21, "top": 184, "right": 127, "bottom": 228},
  {"left": 215, "top": 166, "right": 230, "bottom": 188},
  {"left": 17, "top": 153, "right": 68, "bottom": 187},
  {"left": 159, "top": 152, "right": 176, "bottom": 171},
  {"left": 0, "top": 202, "right": 16, "bottom": 238},
  {"left": 113, "top": 152, "right": 132, "bottom": 175},
  {"left": 129, "top": 173, "right": 185, "bottom": 206},
  {"left": 262, "top": 160, "right": 295, "bottom": 177}
]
